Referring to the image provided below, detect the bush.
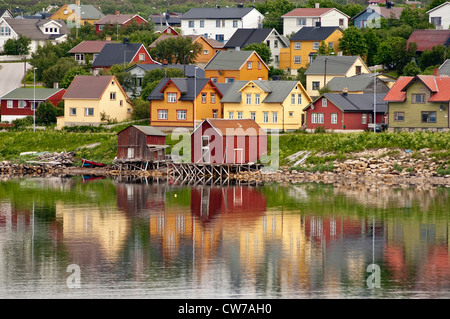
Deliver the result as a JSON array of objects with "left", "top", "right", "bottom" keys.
[{"left": 132, "top": 99, "right": 150, "bottom": 120}]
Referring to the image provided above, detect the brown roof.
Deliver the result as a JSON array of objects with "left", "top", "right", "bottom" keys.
[
  {"left": 148, "top": 34, "right": 224, "bottom": 49},
  {"left": 379, "top": 7, "right": 404, "bottom": 19},
  {"left": 207, "top": 119, "right": 266, "bottom": 136},
  {"left": 63, "top": 75, "right": 114, "bottom": 99},
  {"left": 94, "top": 14, "right": 143, "bottom": 25},
  {"left": 68, "top": 40, "right": 111, "bottom": 54},
  {"left": 282, "top": 8, "right": 335, "bottom": 17},
  {"left": 407, "top": 30, "right": 450, "bottom": 52}
]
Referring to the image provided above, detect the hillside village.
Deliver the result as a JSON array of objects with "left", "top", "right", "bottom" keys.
[{"left": 0, "top": 0, "right": 449, "bottom": 135}]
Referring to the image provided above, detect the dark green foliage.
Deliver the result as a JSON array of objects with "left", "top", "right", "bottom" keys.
[
  {"left": 35, "top": 101, "right": 57, "bottom": 126},
  {"left": 242, "top": 42, "right": 273, "bottom": 65},
  {"left": 3, "top": 35, "right": 31, "bottom": 55},
  {"left": 132, "top": 99, "right": 150, "bottom": 120}
]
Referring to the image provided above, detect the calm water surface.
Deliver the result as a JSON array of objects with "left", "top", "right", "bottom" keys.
[{"left": 0, "top": 176, "right": 449, "bottom": 299}]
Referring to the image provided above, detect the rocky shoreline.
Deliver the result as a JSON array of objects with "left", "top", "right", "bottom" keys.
[{"left": 0, "top": 148, "right": 449, "bottom": 189}]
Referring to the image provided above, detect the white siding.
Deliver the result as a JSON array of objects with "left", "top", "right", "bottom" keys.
[
  {"left": 282, "top": 10, "right": 348, "bottom": 36},
  {"left": 428, "top": 3, "right": 450, "bottom": 29}
]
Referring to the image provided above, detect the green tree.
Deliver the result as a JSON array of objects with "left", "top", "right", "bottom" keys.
[
  {"left": 402, "top": 61, "right": 421, "bottom": 76},
  {"left": 375, "top": 37, "right": 416, "bottom": 73},
  {"left": 338, "top": 27, "right": 367, "bottom": 58},
  {"left": 131, "top": 99, "right": 150, "bottom": 120},
  {"left": 60, "top": 66, "right": 90, "bottom": 89},
  {"left": 35, "top": 101, "right": 57, "bottom": 126},
  {"left": 242, "top": 42, "right": 272, "bottom": 65},
  {"left": 150, "top": 36, "right": 202, "bottom": 65},
  {"left": 317, "top": 41, "right": 336, "bottom": 56},
  {"left": 42, "top": 57, "right": 78, "bottom": 88},
  {"left": 141, "top": 80, "right": 160, "bottom": 101},
  {"left": 141, "top": 68, "right": 184, "bottom": 90},
  {"left": 254, "top": 0, "right": 295, "bottom": 34},
  {"left": 419, "top": 45, "right": 447, "bottom": 71},
  {"left": 3, "top": 35, "right": 31, "bottom": 55},
  {"left": 399, "top": 7, "right": 434, "bottom": 29},
  {"left": 362, "top": 28, "right": 380, "bottom": 66},
  {"left": 101, "top": 63, "right": 135, "bottom": 94},
  {"left": 30, "top": 41, "right": 71, "bottom": 81}
]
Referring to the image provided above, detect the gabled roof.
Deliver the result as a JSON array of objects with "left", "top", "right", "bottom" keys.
[
  {"left": 148, "top": 34, "right": 224, "bottom": 50},
  {"left": 117, "top": 125, "right": 166, "bottom": 136},
  {"left": 50, "top": 4, "right": 104, "bottom": 20},
  {"left": 223, "top": 28, "right": 288, "bottom": 49},
  {"left": 438, "top": 59, "right": 450, "bottom": 76},
  {"left": 383, "top": 76, "right": 414, "bottom": 102},
  {"left": 147, "top": 77, "right": 218, "bottom": 101},
  {"left": 426, "top": 1, "right": 450, "bottom": 13},
  {"left": 3, "top": 18, "right": 69, "bottom": 41},
  {"left": 351, "top": 5, "right": 404, "bottom": 20},
  {"left": 193, "top": 118, "right": 265, "bottom": 137},
  {"left": 325, "top": 73, "right": 395, "bottom": 92},
  {"left": 204, "top": 50, "right": 268, "bottom": 71},
  {"left": 180, "top": 7, "right": 257, "bottom": 20},
  {"left": 150, "top": 12, "right": 182, "bottom": 25},
  {"left": 0, "top": 9, "right": 13, "bottom": 18},
  {"left": 63, "top": 75, "right": 121, "bottom": 100},
  {"left": 94, "top": 14, "right": 147, "bottom": 25},
  {"left": 68, "top": 40, "right": 110, "bottom": 54},
  {"left": 304, "top": 55, "right": 369, "bottom": 75},
  {"left": 307, "top": 93, "right": 388, "bottom": 113},
  {"left": 407, "top": 30, "right": 450, "bottom": 52},
  {"left": 92, "top": 42, "right": 158, "bottom": 67},
  {"left": 289, "top": 26, "right": 341, "bottom": 41},
  {"left": 126, "top": 63, "right": 205, "bottom": 78},
  {"left": 0, "top": 88, "right": 65, "bottom": 100},
  {"left": 282, "top": 8, "right": 349, "bottom": 18}
]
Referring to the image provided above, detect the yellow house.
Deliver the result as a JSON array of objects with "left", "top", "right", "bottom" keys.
[
  {"left": 204, "top": 50, "right": 269, "bottom": 83},
  {"left": 50, "top": 1, "right": 104, "bottom": 27},
  {"left": 279, "top": 26, "right": 343, "bottom": 75},
  {"left": 304, "top": 55, "right": 371, "bottom": 97},
  {"left": 220, "top": 80, "right": 312, "bottom": 131},
  {"left": 147, "top": 77, "right": 227, "bottom": 128},
  {"left": 57, "top": 75, "right": 133, "bottom": 129}
]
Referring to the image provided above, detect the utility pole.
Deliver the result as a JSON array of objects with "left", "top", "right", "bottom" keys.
[{"left": 324, "top": 58, "right": 327, "bottom": 90}]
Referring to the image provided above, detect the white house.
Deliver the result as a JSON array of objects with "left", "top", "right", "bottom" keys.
[
  {"left": 281, "top": 6, "right": 349, "bottom": 36},
  {"left": 180, "top": 6, "right": 264, "bottom": 43},
  {"left": 426, "top": 2, "right": 450, "bottom": 30},
  {"left": 0, "top": 18, "right": 68, "bottom": 54}
]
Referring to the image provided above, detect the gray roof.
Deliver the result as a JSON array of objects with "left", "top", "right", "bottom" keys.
[
  {"left": 4, "top": 19, "right": 69, "bottom": 41},
  {"left": 318, "top": 93, "right": 388, "bottom": 113},
  {"left": 324, "top": 73, "right": 396, "bottom": 91},
  {"left": 180, "top": 7, "right": 255, "bottom": 20},
  {"left": 224, "top": 28, "right": 274, "bottom": 49},
  {"left": 147, "top": 77, "right": 210, "bottom": 101},
  {"left": 78, "top": 5, "right": 105, "bottom": 20},
  {"left": 132, "top": 125, "right": 166, "bottom": 136},
  {"left": 439, "top": 59, "right": 450, "bottom": 76},
  {"left": 290, "top": 26, "right": 340, "bottom": 41},
  {"left": 204, "top": 50, "right": 254, "bottom": 70},
  {"left": 220, "top": 80, "right": 300, "bottom": 103},
  {"left": 92, "top": 42, "right": 144, "bottom": 67},
  {"left": 1, "top": 87, "right": 64, "bottom": 100},
  {"left": 126, "top": 64, "right": 205, "bottom": 78},
  {"left": 304, "top": 56, "right": 363, "bottom": 75}
]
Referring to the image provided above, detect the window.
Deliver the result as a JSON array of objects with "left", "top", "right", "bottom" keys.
[
  {"left": 225, "top": 77, "right": 234, "bottom": 83},
  {"left": 297, "top": 94, "right": 302, "bottom": 105},
  {"left": 422, "top": 111, "right": 436, "bottom": 123},
  {"left": 203, "top": 49, "right": 209, "bottom": 55},
  {"left": 210, "top": 93, "right": 216, "bottom": 104},
  {"left": 139, "top": 53, "right": 145, "bottom": 61},
  {"left": 167, "top": 93, "right": 177, "bottom": 103},
  {"left": 247, "top": 62, "right": 252, "bottom": 69},
  {"left": 99, "top": 25, "right": 104, "bottom": 30},
  {"left": 272, "top": 112, "right": 278, "bottom": 123},
  {"left": 216, "top": 20, "right": 221, "bottom": 27},
  {"left": 312, "top": 82, "right": 320, "bottom": 90},
  {"left": 250, "top": 112, "right": 256, "bottom": 120},
  {"left": 120, "top": 100, "right": 123, "bottom": 106},
  {"left": 291, "top": 94, "right": 296, "bottom": 105},
  {"left": 0, "top": 27, "right": 11, "bottom": 36},
  {"left": 228, "top": 111, "right": 234, "bottom": 119},
  {"left": 212, "top": 109, "right": 218, "bottom": 118},
  {"left": 311, "top": 113, "right": 324, "bottom": 124},
  {"left": 362, "top": 113, "right": 367, "bottom": 124},
  {"left": 233, "top": 20, "right": 238, "bottom": 28},
  {"left": 237, "top": 111, "right": 243, "bottom": 119},
  {"left": 215, "top": 34, "right": 224, "bottom": 42},
  {"left": 274, "top": 40, "right": 278, "bottom": 48},
  {"left": 355, "top": 66, "right": 362, "bottom": 74},
  {"left": 70, "top": 108, "right": 76, "bottom": 116},
  {"left": 289, "top": 111, "right": 294, "bottom": 117},
  {"left": 313, "top": 42, "right": 319, "bottom": 50},
  {"left": 222, "top": 20, "right": 225, "bottom": 27},
  {"left": 200, "top": 20, "right": 204, "bottom": 28},
  {"left": 258, "top": 61, "right": 261, "bottom": 70},
  {"left": 328, "top": 42, "right": 334, "bottom": 49},
  {"left": 188, "top": 21, "right": 194, "bottom": 28},
  {"left": 84, "top": 108, "right": 94, "bottom": 116},
  {"left": 201, "top": 93, "right": 207, "bottom": 103},
  {"left": 394, "top": 112, "right": 405, "bottom": 122},
  {"left": 431, "top": 17, "right": 442, "bottom": 27},
  {"left": 322, "top": 98, "right": 327, "bottom": 107},
  {"left": 7, "top": 100, "right": 12, "bottom": 108},
  {"left": 18, "top": 101, "right": 26, "bottom": 108},
  {"left": 255, "top": 94, "right": 260, "bottom": 105},
  {"left": 110, "top": 92, "right": 116, "bottom": 100},
  {"left": 177, "top": 110, "right": 187, "bottom": 120},
  {"left": 331, "top": 113, "right": 337, "bottom": 124},
  {"left": 296, "top": 18, "right": 306, "bottom": 26},
  {"left": 266, "top": 40, "right": 270, "bottom": 47},
  {"left": 74, "top": 53, "right": 84, "bottom": 62},
  {"left": 136, "top": 77, "right": 143, "bottom": 87},
  {"left": 412, "top": 93, "right": 425, "bottom": 103},
  {"left": 211, "top": 77, "right": 218, "bottom": 83},
  {"left": 246, "top": 94, "right": 252, "bottom": 105},
  {"left": 339, "top": 19, "right": 344, "bottom": 27},
  {"left": 127, "top": 148, "right": 134, "bottom": 159},
  {"left": 64, "top": 9, "right": 68, "bottom": 15},
  {"left": 263, "top": 112, "right": 269, "bottom": 123},
  {"left": 294, "top": 42, "right": 301, "bottom": 50},
  {"left": 158, "top": 109, "right": 168, "bottom": 120},
  {"left": 294, "top": 56, "right": 301, "bottom": 64}
]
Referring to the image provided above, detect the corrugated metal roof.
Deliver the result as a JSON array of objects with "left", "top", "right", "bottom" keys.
[
  {"left": 132, "top": 125, "right": 166, "bottom": 136},
  {"left": 1, "top": 88, "right": 65, "bottom": 100},
  {"left": 407, "top": 30, "right": 450, "bottom": 52}
]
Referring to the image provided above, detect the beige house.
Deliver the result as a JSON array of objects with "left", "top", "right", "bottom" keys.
[
  {"left": 304, "top": 55, "right": 370, "bottom": 97},
  {"left": 57, "top": 75, "right": 133, "bottom": 129}
]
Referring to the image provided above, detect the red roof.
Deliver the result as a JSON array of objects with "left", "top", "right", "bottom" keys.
[
  {"left": 407, "top": 30, "right": 450, "bottom": 52},
  {"left": 68, "top": 40, "right": 111, "bottom": 54},
  {"left": 384, "top": 75, "right": 450, "bottom": 102},
  {"left": 282, "top": 8, "right": 334, "bottom": 17}
]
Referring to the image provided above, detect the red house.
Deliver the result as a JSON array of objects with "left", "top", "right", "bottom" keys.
[
  {"left": 94, "top": 13, "right": 148, "bottom": 34},
  {"left": 303, "top": 92, "right": 388, "bottom": 132},
  {"left": 116, "top": 125, "right": 168, "bottom": 162},
  {"left": 0, "top": 87, "right": 66, "bottom": 123},
  {"left": 191, "top": 118, "right": 267, "bottom": 164}
]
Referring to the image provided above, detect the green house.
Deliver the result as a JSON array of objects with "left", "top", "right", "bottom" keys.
[{"left": 384, "top": 75, "right": 450, "bottom": 132}]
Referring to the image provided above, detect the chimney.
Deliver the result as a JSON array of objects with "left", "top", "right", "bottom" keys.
[
  {"left": 54, "top": 82, "right": 59, "bottom": 89},
  {"left": 123, "top": 37, "right": 129, "bottom": 45},
  {"left": 115, "top": 11, "right": 120, "bottom": 16},
  {"left": 315, "top": 3, "right": 320, "bottom": 8},
  {"left": 433, "top": 68, "right": 439, "bottom": 77},
  {"left": 76, "top": 0, "right": 81, "bottom": 7},
  {"left": 342, "top": 87, "right": 348, "bottom": 96},
  {"left": 106, "top": 36, "right": 111, "bottom": 41}
]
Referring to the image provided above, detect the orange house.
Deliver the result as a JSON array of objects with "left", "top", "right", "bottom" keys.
[
  {"left": 147, "top": 77, "right": 229, "bottom": 128},
  {"left": 204, "top": 50, "right": 269, "bottom": 83}
]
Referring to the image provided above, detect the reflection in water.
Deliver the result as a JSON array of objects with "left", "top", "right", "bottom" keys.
[{"left": 0, "top": 177, "right": 448, "bottom": 298}]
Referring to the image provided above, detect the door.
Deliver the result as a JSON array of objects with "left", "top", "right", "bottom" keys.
[
  {"left": 201, "top": 136, "right": 210, "bottom": 163},
  {"left": 234, "top": 148, "right": 244, "bottom": 164}
]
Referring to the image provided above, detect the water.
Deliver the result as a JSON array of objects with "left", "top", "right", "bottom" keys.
[{"left": 0, "top": 176, "right": 449, "bottom": 299}]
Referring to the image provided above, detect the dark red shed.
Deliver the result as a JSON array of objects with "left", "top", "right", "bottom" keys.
[
  {"left": 191, "top": 119, "right": 267, "bottom": 164},
  {"left": 117, "top": 125, "right": 168, "bottom": 161}
]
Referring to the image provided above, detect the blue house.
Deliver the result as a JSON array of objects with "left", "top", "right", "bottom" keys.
[{"left": 351, "top": 5, "right": 404, "bottom": 28}]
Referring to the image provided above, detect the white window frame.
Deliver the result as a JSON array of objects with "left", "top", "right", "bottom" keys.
[
  {"left": 246, "top": 94, "right": 251, "bottom": 105},
  {"left": 167, "top": 93, "right": 177, "bottom": 103},
  {"left": 294, "top": 42, "right": 301, "bottom": 50},
  {"left": 250, "top": 112, "right": 256, "bottom": 121},
  {"left": 297, "top": 94, "right": 302, "bottom": 105},
  {"left": 331, "top": 113, "right": 337, "bottom": 124},
  {"left": 177, "top": 110, "right": 187, "bottom": 120},
  {"left": 237, "top": 111, "right": 243, "bottom": 119},
  {"left": 313, "top": 42, "right": 319, "bottom": 50},
  {"left": 228, "top": 111, "right": 234, "bottom": 119},
  {"left": 158, "top": 109, "right": 168, "bottom": 120},
  {"left": 322, "top": 98, "right": 327, "bottom": 107},
  {"left": 272, "top": 112, "right": 278, "bottom": 123},
  {"left": 18, "top": 100, "right": 26, "bottom": 108},
  {"left": 84, "top": 108, "right": 94, "bottom": 116},
  {"left": 294, "top": 56, "right": 301, "bottom": 64},
  {"left": 70, "top": 107, "right": 76, "bottom": 116},
  {"left": 263, "top": 112, "right": 269, "bottom": 123},
  {"left": 7, "top": 100, "right": 13, "bottom": 108},
  {"left": 291, "top": 94, "right": 296, "bottom": 105},
  {"left": 255, "top": 94, "right": 260, "bottom": 105}
]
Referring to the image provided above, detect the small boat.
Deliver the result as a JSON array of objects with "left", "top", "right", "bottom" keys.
[{"left": 81, "top": 158, "right": 106, "bottom": 168}]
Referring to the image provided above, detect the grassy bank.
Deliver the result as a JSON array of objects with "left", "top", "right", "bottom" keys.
[{"left": 0, "top": 129, "right": 449, "bottom": 168}]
